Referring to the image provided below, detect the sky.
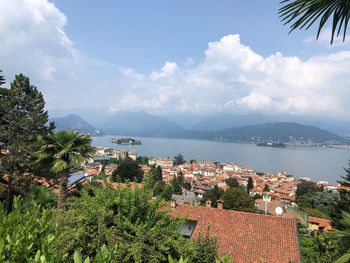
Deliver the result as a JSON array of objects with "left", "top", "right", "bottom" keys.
[{"left": 1, "top": 0, "right": 350, "bottom": 120}]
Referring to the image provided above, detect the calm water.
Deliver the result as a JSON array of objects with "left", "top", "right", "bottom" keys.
[{"left": 92, "top": 135, "right": 350, "bottom": 184}]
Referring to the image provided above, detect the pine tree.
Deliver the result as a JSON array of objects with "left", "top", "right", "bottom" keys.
[
  {"left": 247, "top": 177, "right": 254, "bottom": 194},
  {"left": 339, "top": 161, "right": 350, "bottom": 188},
  {"left": 0, "top": 74, "right": 53, "bottom": 212},
  {"left": 332, "top": 161, "right": 350, "bottom": 228},
  {"left": 0, "top": 70, "right": 5, "bottom": 86}
]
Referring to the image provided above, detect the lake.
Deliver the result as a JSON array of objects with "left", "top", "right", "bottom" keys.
[{"left": 92, "top": 135, "right": 350, "bottom": 184}]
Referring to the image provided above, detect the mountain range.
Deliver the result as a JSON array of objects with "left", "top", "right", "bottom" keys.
[
  {"left": 48, "top": 110, "right": 349, "bottom": 145},
  {"left": 50, "top": 114, "right": 98, "bottom": 134}
]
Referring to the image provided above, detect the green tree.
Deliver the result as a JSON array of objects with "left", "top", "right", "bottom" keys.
[
  {"left": 279, "top": 0, "right": 350, "bottom": 44},
  {"left": 332, "top": 161, "right": 350, "bottom": 228},
  {"left": 171, "top": 175, "right": 183, "bottom": 195},
  {"left": 225, "top": 177, "right": 239, "bottom": 188},
  {"left": 187, "top": 235, "right": 217, "bottom": 263},
  {"left": 162, "top": 184, "right": 175, "bottom": 201},
  {"left": 173, "top": 154, "right": 186, "bottom": 166},
  {"left": 0, "top": 70, "right": 5, "bottom": 86},
  {"left": 203, "top": 185, "right": 223, "bottom": 208},
  {"left": 247, "top": 177, "right": 254, "bottom": 194},
  {"left": 136, "top": 155, "right": 149, "bottom": 165},
  {"left": 298, "top": 191, "right": 338, "bottom": 219},
  {"left": 0, "top": 74, "right": 53, "bottom": 212},
  {"left": 144, "top": 165, "right": 163, "bottom": 189},
  {"left": 183, "top": 181, "right": 192, "bottom": 191},
  {"left": 111, "top": 157, "right": 144, "bottom": 183},
  {"left": 296, "top": 180, "right": 323, "bottom": 200},
  {"left": 263, "top": 184, "right": 270, "bottom": 192},
  {"left": 35, "top": 130, "right": 93, "bottom": 208},
  {"left": 300, "top": 232, "right": 343, "bottom": 263},
  {"left": 53, "top": 185, "right": 188, "bottom": 262},
  {"left": 0, "top": 197, "right": 59, "bottom": 262},
  {"left": 333, "top": 212, "right": 350, "bottom": 262},
  {"left": 222, "top": 187, "right": 255, "bottom": 212}
]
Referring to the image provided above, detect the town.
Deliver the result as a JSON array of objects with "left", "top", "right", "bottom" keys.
[{"left": 30, "top": 146, "right": 345, "bottom": 262}]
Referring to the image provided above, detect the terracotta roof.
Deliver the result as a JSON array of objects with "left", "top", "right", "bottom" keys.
[
  {"left": 309, "top": 216, "right": 333, "bottom": 231},
  {"left": 171, "top": 204, "right": 300, "bottom": 263}
]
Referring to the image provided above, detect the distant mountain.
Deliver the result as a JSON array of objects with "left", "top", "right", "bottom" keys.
[
  {"left": 214, "top": 122, "right": 347, "bottom": 144},
  {"left": 100, "top": 111, "right": 186, "bottom": 137},
  {"left": 50, "top": 114, "right": 97, "bottom": 134},
  {"left": 190, "top": 113, "right": 272, "bottom": 131}
]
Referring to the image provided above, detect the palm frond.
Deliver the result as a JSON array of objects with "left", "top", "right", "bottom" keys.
[
  {"left": 279, "top": 0, "right": 350, "bottom": 44},
  {"left": 51, "top": 159, "right": 69, "bottom": 173},
  {"left": 333, "top": 252, "right": 350, "bottom": 263}
]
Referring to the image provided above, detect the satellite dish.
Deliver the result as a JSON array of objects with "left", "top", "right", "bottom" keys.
[{"left": 275, "top": 207, "right": 283, "bottom": 216}]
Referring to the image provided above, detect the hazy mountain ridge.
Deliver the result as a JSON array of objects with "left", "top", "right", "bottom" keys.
[
  {"left": 50, "top": 114, "right": 98, "bottom": 134},
  {"left": 214, "top": 122, "right": 347, "bottom": 144},
  {"left": 98, "top": 111, "right": 186, "bottom": 137},
  {"left": 49, "top": 110, "right": 349, "bottom": 145}
]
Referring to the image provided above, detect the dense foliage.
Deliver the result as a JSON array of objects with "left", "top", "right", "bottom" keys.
[
  {"left": 0, "top": 197, "right": 59, "bottom": 262},
  {"left": 35, "top": 130, "right": 93, "bottom": 208},
  {"left": 111, "top": 158, "right": 144, "bottom": 183},
  {"left": 298, "top": 191, "right": 338, "bottom": 219},
  {"left": 0, "top": 74, "right": 53, "bottom": 212},
  {"left": 173, "top": 154, "right": 186, "bottom": 166},
  {"left": 222, "top": 188, "right": 255, "bottom": 212},
  {"left": 54, "top": 185, "right": 189, "bottom": 262},
  {"left": 300, "top": 234, "right": 341, "bottom": 263},
  {"left": 296, "top": 180, "right": 323, "bottom": 200},
  {"left": 225, "top": 178, "right": 239, "bottom": 188}
]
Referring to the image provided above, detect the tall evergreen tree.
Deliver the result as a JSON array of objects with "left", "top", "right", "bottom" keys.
[
  {"left": 0, "top": 74, "right": 53, "bottom": 212},
  {"left": 332, "top": 161, "right": 350, "bottom": 228},
  {"left": 247, "top": 177, "right": 254, "bottom": 194},
  {"left": 0, "top": 70, "right": 5, "bottom": 86}
]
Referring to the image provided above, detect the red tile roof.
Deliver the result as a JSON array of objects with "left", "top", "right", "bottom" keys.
[
  {"left": 309, "top": 216, "right": 333, "bottom": 231},
  {"left": 171, "top": 204, "right": 300, "bottom": 263}
]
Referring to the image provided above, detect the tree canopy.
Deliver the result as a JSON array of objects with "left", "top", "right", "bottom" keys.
[
  {"left": 225, "top": 177, "right": 239, "bottom": 188},
  {"left": 35, "top": 130, "right": 93, "bottom": 208},
  {"left": 111, "top": 158, "right": 144, "bottom": 183},
  {"left": 173, "top": 154, "right": 186, "bottom": 166},
  {"left": 222, "top": 188, "right": 255, "bottom": 212},
  {"left": 0, "top": 74, "right": 53, "bottom": 211}
]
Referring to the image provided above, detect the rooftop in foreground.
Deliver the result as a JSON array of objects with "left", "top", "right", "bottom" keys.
[{"left": 170, "top": 204, "right": 300, "bottom": 263}]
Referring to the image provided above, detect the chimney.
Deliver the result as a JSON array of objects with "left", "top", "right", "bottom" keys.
[
  {"left": 206, "top": 200, "right": 212, "bottom": 208},
  {"left": 171, "top": 198, "right": 177, "bottom": 209},
  {"left": 217, "top": 200, "right": 224, "bottom": 209}
]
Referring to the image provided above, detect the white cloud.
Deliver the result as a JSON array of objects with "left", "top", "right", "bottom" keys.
[
  {"left": 150, "top": 61, "right": 179, "bottom": 80},
  {"left": 304, "top": 27, "right": 350, "bottom": 47},
  {"left": 1, "top": 1, "right": 350, "bottom": 121},
  {"left": 117, "top": 34, "right": 350, "bottom": 118}
]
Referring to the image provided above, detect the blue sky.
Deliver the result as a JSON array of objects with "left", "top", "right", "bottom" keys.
[
  {"left": 1, "top": 0, "right": 350, "bottom": 120},
  {"left": 50, "top": 0, "right": 336, "bottom": 70}
]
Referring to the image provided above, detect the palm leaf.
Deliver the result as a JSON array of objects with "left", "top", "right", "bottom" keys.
[
  {"left": 51, "top": 159, "right": 69, "bottom": 173},
  {"left": 333, "top": 252, "right": 350, "bottom": 263},
  {"left": 279, "top": 0, "right": 350, "bottom": 44}
]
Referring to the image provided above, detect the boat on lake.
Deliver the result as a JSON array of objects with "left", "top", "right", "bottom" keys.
[{"left": 256, "top": 142, "right": 286, "bottom": 148}]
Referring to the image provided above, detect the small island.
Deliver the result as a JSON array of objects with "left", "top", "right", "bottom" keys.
[
  {"left": 111, "top": 137, "right": 142, "bottom": 145},
  {"left": 257, "top": 142, "right": 286, "bottom": 148}
]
